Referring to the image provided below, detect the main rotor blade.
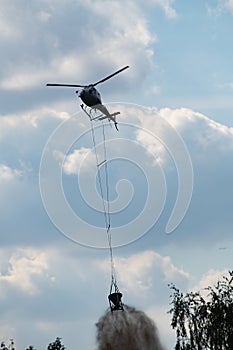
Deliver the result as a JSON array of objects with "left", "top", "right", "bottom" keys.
[
  {"left": 93, "top": 65, "right": 129, "bottom": 86},
  {"left": 46, "top": 83, "right": 85, "bottom": 88}
]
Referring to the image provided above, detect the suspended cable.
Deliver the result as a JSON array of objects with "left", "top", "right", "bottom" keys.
[
  {"left": 101, "top": 122, "right": 111, "bottom": 229},
  {"left": 89, "top": 118, "right": 109, "bottom": 231},
  {"left": 90, "top": 118, "right": 113, "bottom": 257},
  {"left": 101, "top": 121, "right": 118, "bottom": 289},
  {"left": 88, "top": 111, "right": 123, "bottom": 311}
]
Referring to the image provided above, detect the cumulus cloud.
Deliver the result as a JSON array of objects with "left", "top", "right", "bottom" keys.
[
  {"left": 0, "top": 107, "right": 69, "bottom": 134},
  {"left": 0, "top": 245, "right": 180, "bottom": 349},
  {"left": 136, "top": 107, "right": 233, "bottom": 154},
  {"left": 1, "top": 1, "right": 232, "bottom": 349},
  {"left": 63, "top": 147, "right": 96, "bottom": 175},
  {"left": 0, "top": 248, "right": 49, "bottom": 296},
  {"left": 0, "top": 245, "right": 102, "bottom": 347},
  {"left": 192, "top": 268, "right": 229, "bottom": 295},
  {"left": 2, "top": 104, "right": 232, "bottom": 249},
  {"left": 96, "top": 250, "right": 189, "bottom": 304},
  {"left": 116, "top": 251, "right": 189, "bottom": 293},
  {"left": 124, "top": 105, "right": 233, "bottom": 246},
  {"left": 0, "top": 0, "right": 156, "bottom": 95},
  {"left": 95, "top": 248, "right": 189, "bottom": 349}
]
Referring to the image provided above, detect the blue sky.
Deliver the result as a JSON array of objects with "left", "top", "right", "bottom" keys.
[
  {"left": 145, "top": 0, "right": 233, "bottom": 124},
  {"left": 0, "top": 1, "right": 233, "bottom": 349}
]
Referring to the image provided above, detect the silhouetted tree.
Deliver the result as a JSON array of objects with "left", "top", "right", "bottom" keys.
[
  {"left": 1, "top": 339, "right": 15, "bottom": 350},
  {"left": 0, "top": 342, "right": 8, "bottom": 350},
  {"left": 47, "top": 337, "right": 65, "bottom": 350},
  {"left": 169, "top": 270, "right": 233, "bottom": 349}
]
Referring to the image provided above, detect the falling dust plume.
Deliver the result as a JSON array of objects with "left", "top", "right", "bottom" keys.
[{"left": 96, "top": 304, "right": 165, "bottom": 350}]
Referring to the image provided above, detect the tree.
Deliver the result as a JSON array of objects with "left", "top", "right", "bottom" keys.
[
  {"left": 0, "top": 343, "right": 9, "bottom": 350},
  {"left": 1, "top": 339, "right": 15, "bottom": 350},
  {"left": 26, "top": 346, "right": 36, "bottom": 350},
  {"left": 47, "top": 337, "right": 65, "bottom": 350},
  {"left": 169, "top": 270, "right": 233, "bottom": 349}
]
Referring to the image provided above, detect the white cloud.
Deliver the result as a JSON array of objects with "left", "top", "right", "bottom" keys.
[
  {"left": 1, "top": 71, "right": 44, "bottom": 91},
  {"left": 146, "top": 305, "right": 175, "bottom": 349},
  {"left": 0, "top": 248, "right": 50, "bottom": 296},
  {"left": 0, "top": 1, "right": 232, "bottom": 349},
  {"left": 192, "top": 268, "right": 229, "bottom": 295},
  {"left": 0, "top": 107, "right": 69, "bottom": 138},
  {"left": 0, "top": 0, "right": 156, "bottom": 93},
  {"left": 63, "top": 147, "right": 96, "bottom": 175},
  {"left": 159, "top": 108, "right": 233, "bottom": 163},
  {"left": 97, "top": 250, "right": 189, "bottom": 298},
  {"left": 0, "top": 54, "right": 88, "bottom": 91},
  {"left": 0, "top": 164, "right": 22, "bottom": 181},
  {"left": 117, "top": 251, "right": 189, "bottom": 294},
  {"left": 150, "top": 0, "right": 177, "bottom": 18},
  {"left": 1, "top": 104, "right": 233, "bottom": 249},
  {"left": 135, "top": 107, "right": 233, "bottom": 165},
  {"left": 207, "top": 0, "right": 233, "bottom": 15},
  {"left": 225, "top": 0, "right": 233, "bottom": 12}
]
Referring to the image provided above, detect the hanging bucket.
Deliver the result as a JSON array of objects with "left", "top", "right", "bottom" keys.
[{"left": 108, "top": 292, "right": 124, "bottom": 311}]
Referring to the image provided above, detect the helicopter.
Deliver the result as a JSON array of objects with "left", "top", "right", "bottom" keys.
[{"left": 46, "top": 65, "right": 129, "bottom": 130}]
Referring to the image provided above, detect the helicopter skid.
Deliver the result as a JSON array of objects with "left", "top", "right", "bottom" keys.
[
  {"left": 90, "top": 114, "right": 104, "bottom": 121},
  {"left": 80, "top": 104, "right": 120, "bottom": 125},
  {"left": 98, "top": 111, "right": 120, "bottom": 121}
]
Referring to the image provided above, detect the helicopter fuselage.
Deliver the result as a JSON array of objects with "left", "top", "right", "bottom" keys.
[
  {"left": 46, "top": 65, "right": 129, "bottom": 131},
  {"left": 78, "top": 86, "right": 119, "bottom": 130},
  {"left": 78, "top": 85, "right": 102, "bottom": 108}
]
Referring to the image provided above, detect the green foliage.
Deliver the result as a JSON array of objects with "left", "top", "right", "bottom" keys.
[
  {"left": 169, "top": 270, "right": 233, "bottom": 350},
  {"left": 47, "top": 337, "right": 65, "bottom": 350}
]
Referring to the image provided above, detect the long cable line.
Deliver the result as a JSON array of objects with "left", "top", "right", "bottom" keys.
[
  {"left": 89, "top": 117, "right": 118, "bottom": 293},
  {"left": 89, "top": 118, "right": 110, "bottom": 231},
  {"left": 101, "top": 124, "right": 120, "bottom": 297}
]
